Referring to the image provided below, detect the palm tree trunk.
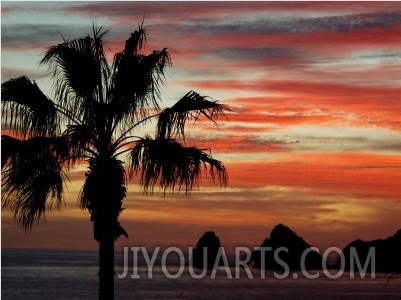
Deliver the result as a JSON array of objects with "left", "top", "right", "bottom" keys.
[
  {"left": 88, "top": 154, "right": 126, "bottom": 300},
  {"left": 95, "top": 161, "right": 116, "bottom": 300},
  {"left": 98, "top": 223, "right": 115, "bottom": 300},
  {"left": 96, "top": 186, "right": 116, "bottom": 300}
]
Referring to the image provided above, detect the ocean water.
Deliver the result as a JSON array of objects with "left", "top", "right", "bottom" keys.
[{"left": 1, "top": 248, "right": 400, "bottom": 300}]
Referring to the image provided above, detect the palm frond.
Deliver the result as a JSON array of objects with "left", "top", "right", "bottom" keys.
[
  {"left": 130, "top": 136, "right": 227, "bottom": 193},
  {"left": 1, "top": 135, "right": 21, "bottom": 170},
  {"left": 41, "top": 26, "right": 109, "bottom": 113},
  {"left": 63, "top": 124, "right": 97, "bottom": 159},
  {"left": 122, "top": 23, "right": 147, "bottom": 56},
  {"left": 1, "top": 135, "right": 69, "bottom": 229},
  {"left": 92, "top": 24, "right": 111, "bottom": 102},
  {"left": 156, "top": 91, "right": 229, "bottom": 140},
  {"left": 1, "top": 76, "right": 58, "bottom": 137},
  {"left": 110, "top": 25, "right": 171, "bottom": 127}
]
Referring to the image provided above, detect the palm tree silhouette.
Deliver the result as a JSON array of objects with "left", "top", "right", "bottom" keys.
[{"left": 1, "top": 24, "right": 228, "bottom": 300}]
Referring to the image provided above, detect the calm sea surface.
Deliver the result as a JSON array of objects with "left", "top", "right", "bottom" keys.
[{"left": 2, "top": 248, "right": 400, "bottom": 300}]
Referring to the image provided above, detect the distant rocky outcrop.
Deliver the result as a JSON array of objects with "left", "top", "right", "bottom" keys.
[
  {"left": 191, "top": 231, "right": 223, "bottom": 269},
  {"left": 250, "top": 224, "right": 322, "bottom": 270},
  {"left": 335, "top": 229, "right": 401, "bottom": 272}
]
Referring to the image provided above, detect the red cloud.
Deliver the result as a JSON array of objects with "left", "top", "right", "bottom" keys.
[{"left": 227, "top": 152, "right": 401, "bottom": 199}]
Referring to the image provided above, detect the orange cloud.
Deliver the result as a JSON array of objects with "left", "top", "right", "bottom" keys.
[{"left": 227, "top": 152, "right": 401, "bottom": 199}]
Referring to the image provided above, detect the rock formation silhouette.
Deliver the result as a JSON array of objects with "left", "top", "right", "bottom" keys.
[
  {"left": 191, "top": 231, "right": 224, "bottom": 269},
  {"left": 335, "top": 229, "right": 401, "bottom": 272},
  {"left": 250, "top": 224, "right": 323, "bottom": 270}
]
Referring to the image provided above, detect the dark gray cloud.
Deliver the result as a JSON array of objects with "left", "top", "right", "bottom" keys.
[
  {"left": 60, "top": 2, "right": 401, "bottom": 25},
  {"left": 210, "top": 47, "right": 300, "bottom": 63},
  {"left": 185, "top": 11, "right": 401, "bottom": 36},
  {"left": 1, "top": 24, "right": 95, "bottom": 49}
]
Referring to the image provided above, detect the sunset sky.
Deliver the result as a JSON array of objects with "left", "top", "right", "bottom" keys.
[{"left": 1, "top": 1, "right": 401, "bottom": 253}]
